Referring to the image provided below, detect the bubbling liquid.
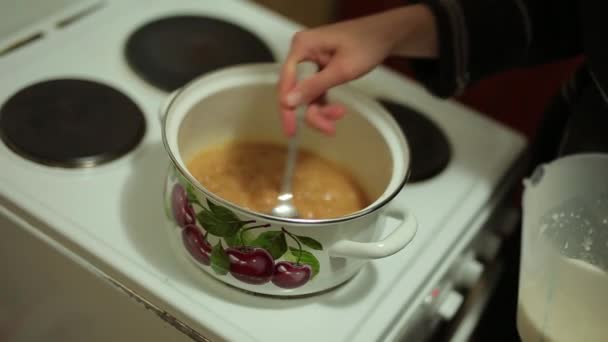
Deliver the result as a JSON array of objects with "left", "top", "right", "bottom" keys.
[{"left": 187, "top": 141, "right": 370, "bottom": 219}]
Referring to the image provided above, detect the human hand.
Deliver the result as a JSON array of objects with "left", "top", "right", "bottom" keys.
[{"left": 277, "top": 5, "right": 438, "bottom": 136}]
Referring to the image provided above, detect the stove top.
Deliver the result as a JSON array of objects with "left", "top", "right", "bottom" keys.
[{"left": 0, "top": 1, "right": 526, "bottom": 341}]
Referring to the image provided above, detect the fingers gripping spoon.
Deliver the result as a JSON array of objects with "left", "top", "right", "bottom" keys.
[{"left": 271, "top": 63, "right": 317, "bottom": 218}]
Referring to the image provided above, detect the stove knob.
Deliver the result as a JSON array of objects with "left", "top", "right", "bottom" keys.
[
  {"left": 476, "top": 231, "right": 501, "bottom": 261},
  {"left": 437, "top": 290, "right": 464, "bottom": 321},
  {"left": 455, "top": 254, "right": 484, "bottom": 288}
]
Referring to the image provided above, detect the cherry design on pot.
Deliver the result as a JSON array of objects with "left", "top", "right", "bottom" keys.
[
  {"left": 171, "top": 184, "right": 196, "bottom": 227},
  {"left": 226, "top": 247, "right": 275, "bottom": 284},
  {"left": 222, "top": 223, "right": 274, "bottom": 284},
  {"left": 182, "top": 224, "right": 212, "bottom": 265},
  {"left": 272, "top": 261, "right": 312, "bottom": 289},
  {"left": 271, "top": 228, "right": 317, "bottom": 288},
  {"left": 170, "top": 192, "right": 324, "bottom": 289}
]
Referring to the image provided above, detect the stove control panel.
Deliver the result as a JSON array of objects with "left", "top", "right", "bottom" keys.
[
  {"left": 475, "top": 230, "right": 502, "bottom": 262},
  {"left": 453, "top": 252, "right": 484, "bottom": 289},
  {"left": 436, "top": 290, "right": 464, "bottom": 321},
  {"left": 397, "top": 207, "right": 521, "bottom": 341}
]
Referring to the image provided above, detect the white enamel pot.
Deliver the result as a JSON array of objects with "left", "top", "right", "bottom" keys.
[{"left": 161, "top": 63, "right": 417, "bottom": 296}]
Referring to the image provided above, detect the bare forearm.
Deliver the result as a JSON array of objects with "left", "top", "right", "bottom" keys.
[{"left": 384, "top": 5, "right": 439, "bottom": 58}]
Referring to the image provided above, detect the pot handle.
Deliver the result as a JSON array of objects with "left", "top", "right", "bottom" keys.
[
  {"left": 158, "top": 89, "right": 180, "bottom": 123},
  {"left": 328, "top": 208, "right": 417, "bottom": 259}
]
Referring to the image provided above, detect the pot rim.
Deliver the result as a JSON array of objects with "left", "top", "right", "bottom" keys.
[{"left": 161, "top": 63, "right": 411, "bottom": 226}]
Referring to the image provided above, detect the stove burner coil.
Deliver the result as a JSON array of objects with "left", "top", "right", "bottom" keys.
[
  {"left": 125, "top": 15, "right": 276, "bottom": 91},
  {"left": 0, "top": 79, "right": 146, "bottom": 168},
  {"left": 378, "top": 99, "right": 452, "bottom": 182}
]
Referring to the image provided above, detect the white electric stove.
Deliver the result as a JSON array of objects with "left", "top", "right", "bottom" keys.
[{"left": 0, "top": 0, "right": 527, "bottom": 341}]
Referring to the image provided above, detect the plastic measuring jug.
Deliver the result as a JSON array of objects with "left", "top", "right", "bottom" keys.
[{"left": 517, "top": 153, "right": 608, "bottom": 342}]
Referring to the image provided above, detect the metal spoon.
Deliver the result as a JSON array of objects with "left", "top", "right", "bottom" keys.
[
  {"left": 271, "top": 62, "right": 316, "bottom": 219},
  {"left": 271, "top": 104, "right": 305, "bottom": 218}
]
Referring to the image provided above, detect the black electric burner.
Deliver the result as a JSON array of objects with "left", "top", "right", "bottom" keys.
[
  {"left": 125, "top": 16, "right": 276, "bottom": 91},
  {"left": 378, "top": 99, "right": 452, "bottom": 182},
  {"left": 0, "top": 79, "right": 146, "bottom": 168}
]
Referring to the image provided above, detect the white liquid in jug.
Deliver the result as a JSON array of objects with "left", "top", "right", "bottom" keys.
[{"left": 517, "top": 256, "right": 608, "bottom": 342}]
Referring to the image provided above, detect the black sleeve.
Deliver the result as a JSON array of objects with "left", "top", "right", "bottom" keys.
[{"left": 409, "top": 0, "right": 582, "bottom": 98}]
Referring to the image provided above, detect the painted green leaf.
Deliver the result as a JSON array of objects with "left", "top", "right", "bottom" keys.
[
  {"left": 250, "top": 231, "right": 287, "bottom": 259},
  {"left": 224, "top": 234, "right": 241, "bottom": 247},
  {"left": 197, "top": 199, "right": 252, "bottom": 238},
  {"left": 207, "top": 199, "right": 239, "bottom": 221},
  {"left": 224, "top": 229, "right": 256, "bottom": 247},
  {"left": 285, "top": 247, "right": 320, "bottom": 277},
  {"left": 293, "top": 234, "right": 323, "bottom": 250},
  {"left": 185, "top": 182, "right": 200, "bottom": 205},
  {"left": 197, "top": 209, "right": 243, "bottom": 238},
  {"left": 241, "top": 229, "right": 256, "bottom": 245},
  {"left": 210, "top": 241, "right": 229, "bottom": 275}
]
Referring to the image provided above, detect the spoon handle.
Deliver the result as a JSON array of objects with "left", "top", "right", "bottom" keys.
[
  {"left": 279, "top": 105, "right": 305, "bottom": 196},
  {"left": 278, "top": 62, "right": 316, "bottom": 198}
]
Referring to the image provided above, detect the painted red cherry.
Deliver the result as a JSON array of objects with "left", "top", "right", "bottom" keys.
[
  {"left": 272, "top": 261, "right": 312, "bottom": 289},
  {"left": 171, "top": 184, "right": 196, "bottom": 227},
  {"left": 226, "top": 247, "right": 274, "bottom": 284},
  {"left": 182, "top": 225, "right": 211, "bottom": 265}
]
